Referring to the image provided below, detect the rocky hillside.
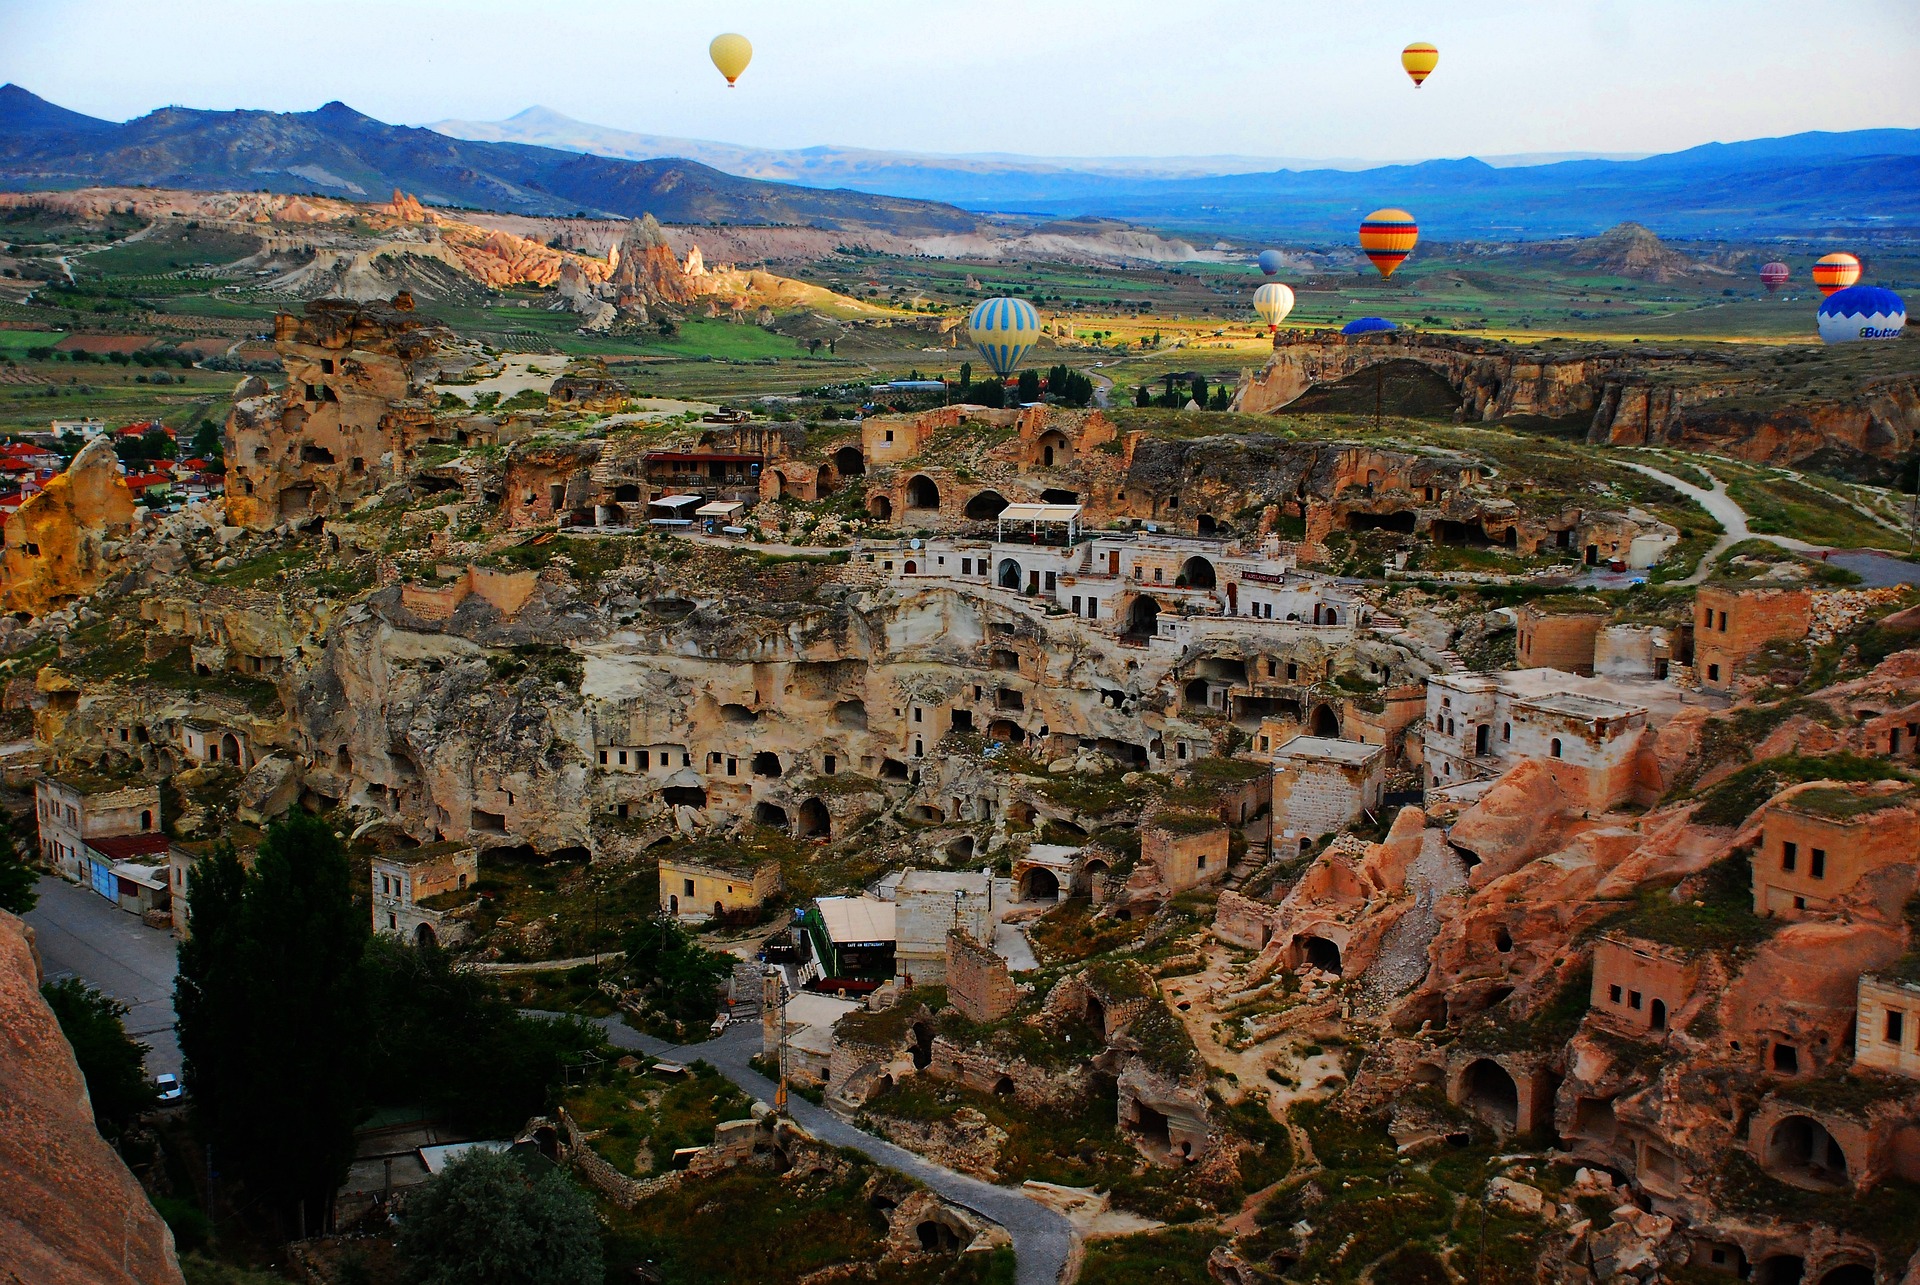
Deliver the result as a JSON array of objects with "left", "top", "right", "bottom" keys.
[
  {"left": 1563, "top": 221, "right": 1730, "bottom": 283},
  {"left": 0, "top": 86, "right": 985, "bottom": 235}
]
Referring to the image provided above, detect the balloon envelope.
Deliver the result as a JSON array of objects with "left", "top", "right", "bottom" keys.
[
  {"left": 1402, "top": 42, "right": 1439, "bottom": 87},
  {"left": 1812, "top": 252, "right": 1861, "bottom": 296},
  {"left": 1257, "top": 249, "right": 1284, "bottom": 276},
  {"left": 1254, "top": 283, "right": 1295, "bottom": 329},
  {"left": 1760, "top": 262, "right": 1789, "bottom": 292},
  {"left": 967, "top": 297, "right": 1043, "bottom": 376},
  {"left": 1358, "top": 209, "right": 1419, "bottom": 279},
  {"left": 1816, "top": 285, "right": 1905, "bottom": 344},
  {"left": 710, "top": 33, "right": 753, "bottom": 86},
  {"left": 1342, "top": 316, "right": 1397, "bottom": 335}
]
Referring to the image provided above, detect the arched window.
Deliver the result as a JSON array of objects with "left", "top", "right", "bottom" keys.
[{"left": 1550, "top": 738, "right": 1562, "bottom": 758}]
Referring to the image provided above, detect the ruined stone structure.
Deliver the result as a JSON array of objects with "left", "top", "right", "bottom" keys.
[
  {"left": 896, "top": 870, "right": 996, "bottom": 983},
  {"left": 371, "top": 840, "right": 478, "bottom": 948},
  {"left": 1855, "top": 975, "right": 1920, "bottom": 1079},
  {"left": 658, "top": 852, "right": 780, "bottom": 922},
  {"left": 224, "top": 297, "right": 453, "bottom": 531},
  {"left": 945, "top": 929, "right": 1015, "bottom": 1023},
  {"left": 1271, "top": 735, "right": 1386, "bottom": 840},
  {"left": 1694, "top": 584, "right": 1813, "bottom": 692},
  {"left": 1748, "top": 781, "right": 1920, "bottom": 919},
  {"left": 1590, "top": 933, "right": 1697, "bottom": 1038},
  {"left": 1424, "top": 669, "right": 1651, "bottom": 811},
  {"left": 1514, "top": 603, "right": 1607, "bottom": 676}
]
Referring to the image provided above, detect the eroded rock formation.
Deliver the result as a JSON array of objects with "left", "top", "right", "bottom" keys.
[{"left": 0, "top": 438, "right": 138, "bottom": 616}]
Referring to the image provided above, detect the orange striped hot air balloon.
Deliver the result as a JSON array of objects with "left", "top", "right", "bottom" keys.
[
  {"left": 1812, "top": 252, "right": 1861, "bottom": 296},
  {"left": 1359, "top": 208, "right": 1419, "bottom": 279},
  {"left": 1402, "top": 42, "right": 1439, "bottom": 87}
]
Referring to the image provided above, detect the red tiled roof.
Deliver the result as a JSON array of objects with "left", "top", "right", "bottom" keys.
[
  {"left": 124, "top": 472, "right": 172, "bottom": 489},
  {"left": 87, "top": 833, "right": 173, "bottom": 862}
]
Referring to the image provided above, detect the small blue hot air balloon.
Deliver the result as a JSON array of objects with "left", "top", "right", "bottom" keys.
[
  {"left": 1816, "top": 285, "right": 1905, "bottom": 344},
  {"left": 967, "top": 297, "right": 1043, "bottom": 376},
  {"left": 1342, "top": 316, "right": 1398, "bottom": 335},
  {"left": 1257, "top": 249, "right": 1284, "bottom": 276}
]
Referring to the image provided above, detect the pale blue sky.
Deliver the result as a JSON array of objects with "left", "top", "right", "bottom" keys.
[{"left": 4, "top": 0, "right": 1917, "bottom": 161}]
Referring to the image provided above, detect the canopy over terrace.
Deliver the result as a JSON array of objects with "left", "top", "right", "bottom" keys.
[
  {"left": 996, "top": 502, "right": 1082, "bottom": 546},
  {"left": 695, "top": 500, "right": 744, "bottom": 519},
  {"left": 648, "top": 494, "right": 702, "bottom": 527}
]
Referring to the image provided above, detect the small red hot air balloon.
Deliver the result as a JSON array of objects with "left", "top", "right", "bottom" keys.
[
  {"left": 1759, "top": 262, "right": 1789, "bottom": 293},
  {"left": 1358, "top": 208, "right": 1419, "bottom": 279}
]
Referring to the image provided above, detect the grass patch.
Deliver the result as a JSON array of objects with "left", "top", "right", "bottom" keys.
[
  {"left": 1077, "top": 1228, "right": 1223, "bottom": 1284},
  {"left": 1595, "top": 853, "right": 1776, "bottom": 956},
  {"left": 1689, "top": 754, "right": 1911, "bottom": 828}
]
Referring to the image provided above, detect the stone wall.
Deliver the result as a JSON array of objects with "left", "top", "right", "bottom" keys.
[
  {"left": 946, "top": 929, "right": 1015, "bottom": 1023},
  {"left": 1694, "top": 585, "right": 1812, "bottom": 693},
  {"left": 1213, "top": 889, "right": 1282, "bottom": 951},
  {"left": 1515, "top": 606, "right": 1604, "bottom": 676}
]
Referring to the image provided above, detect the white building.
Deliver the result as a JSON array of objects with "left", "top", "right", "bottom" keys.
[
  {"left": 1272, "top": 736, "right": 1387, "bottom": 840},
  {"left": 894, "top": 869, "right": 999, "bottom": 984},
  {"left": 1424, "top": 670, "right": 1648, "bottom": 812},
  {"left": 35, "top": 775, "right": 164, "bottom": 892}
]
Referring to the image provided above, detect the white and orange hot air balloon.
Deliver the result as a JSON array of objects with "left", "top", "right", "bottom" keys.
[{"left": 1812, "top": 252, "right": 1861, "bottom": 296}]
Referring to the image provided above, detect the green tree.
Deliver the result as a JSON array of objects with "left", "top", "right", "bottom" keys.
[
  {"left": 176, "top": 816, "right": 369, "bottom": 1236},
  {"left": 41, "top": 978, "right": 158, "bottom": 1137},
  {"left": 621, "top": 915, "right": 729, "bottom": 1030},
  {"left": 1016, "top": 369, "right": 1041, "bottom": 403},
  {"left": 958, "top": 360, "right": 972, "bottom": 391},
  {"left": 974, "top": 378, "right": 1005, "bottom": 409},
  {"left": 1133, "top": 383, "right": 1151, "bottom": 408},
  {"left": 1191, "top": 376, "right": 1208, "bottom": 407},
  {"left": 397, "top": 1149, "right": 601, "bottom": 1285},
  {"left": 0, "top": 810, "right": 38, "bottom": 914},
  {"left": 189, "top": 419, "right": 223, "bottom": 461}
]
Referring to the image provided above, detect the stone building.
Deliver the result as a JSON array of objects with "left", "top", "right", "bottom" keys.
[
  {"left": 895, "top": 870, "right": 997, "bottom": 984},
  {"left": 658, "top": 852, "right": 781, "bottom": 923},
  {"left": 1590, "top": 934, "right": 1697, "bottom": 1037},
  {"left": 1855, "top": 975, "right": 1920, "bottom": 1079},
  {"left": 1749, "top": 782, "right": 1920, "bottom": 919},
  {"left": 224, "top": 297, "right": 452, "bottom": 532},
  {"left": 372, "top": 841, "right": 479, "bottom": 948},
  {"left": 946, "top": 929, "right": 1015, "bottom": 1023},
  {"left": 1140, "top": 814, "right": 1230, "bottom": 894},
  {"left": 1514, "top": 603, "right": 1606, "bottom": 676},
  {"left": 1423, "top": 669, "right": 1649, "bottom": 812},
  {"left": 34, "top": 775, "right": 162, "bottom": 888},
  {"left": 1270, "top": 735, "right": 1386, "bottom": 841},
  {"left": 1694, "top": 584, "right": 1812, "bottom": 692}
]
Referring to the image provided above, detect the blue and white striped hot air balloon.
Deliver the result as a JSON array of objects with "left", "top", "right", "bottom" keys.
[
  {"left": 1816, "top": 285, "right": 1905, "bottom": 344},
  {"left": 967, "top": 297, "right": 1043, "bottom": 377}
]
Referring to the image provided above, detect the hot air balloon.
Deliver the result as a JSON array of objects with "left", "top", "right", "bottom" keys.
[
  {"left": 967, "top": 297, "right": 1043, "bottom": 377},
  {"left": 1342, "top": 316, "right": 1398, "bottom": 335},
  {"left": 710, "top": 33, "right": 753, "bottom": 86},
  {"left": 1358, "top": 209, "right": 1419, "bottom": 279},
  {"left": 1402, "top": 42, "right": 1439, "bottom": 88},
  {"left": 1817, "top": 285, "right": 1905, "bottom": 344},
  {"left": 1759, "top": 262, "right": 1789, "bottom": 293},
  {"left": 1253, "top": 283, "right": 1295, "bottom": 333},
  {"left": 1257, "top": 249, "right": 1284, "bottom": 277},
  {"left": 1812, "top": 252, "right": 1861, "bottom": 296}
]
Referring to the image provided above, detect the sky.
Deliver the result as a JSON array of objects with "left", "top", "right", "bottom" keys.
[{"left": 3, "top": 0, "right": 1918, "bottom": 162}]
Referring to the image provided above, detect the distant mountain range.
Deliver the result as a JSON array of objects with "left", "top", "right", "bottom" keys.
[
  {"left": 0, "top": 85, "right": 984, "bottom": 236},
  {"left": 4, "top": 84, "right": 1918, "bottom": 242}
]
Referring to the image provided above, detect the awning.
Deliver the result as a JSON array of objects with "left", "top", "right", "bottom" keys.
[
  {"left": 815, "top": 895, "right": 896, "bottom": 945},
  {"left": 696, "top": 501, "right": 743, "bottom": 518},
  {"left": 649, "top": 494, "right": 703, "bottom": 510},
  {"left": 998, "top": 503, "right": 1082, "bottom": 523}
]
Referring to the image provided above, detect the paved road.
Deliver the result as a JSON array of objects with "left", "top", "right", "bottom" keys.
[
  {"left": 24, "top": 876, "right": 181, "bottom": 1076},
  {"left": 1618, "top": 459, "right": 1816, "bottom": 584},
  {"left": 593, "top": 1016, "right": 1075, "bottom": 1285}
]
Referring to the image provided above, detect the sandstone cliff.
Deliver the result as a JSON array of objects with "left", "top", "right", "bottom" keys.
[{"left": 0, "top": 911, "right": 184, "bottom": 1285}]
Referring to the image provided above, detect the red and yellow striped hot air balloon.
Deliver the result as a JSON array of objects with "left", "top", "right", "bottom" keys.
[
  {"left": 1402, "top": 42, "right": 1439, "bottom": 88},
  {"left": 1812, "top": 252, "right": 1861, "bottom": 296},
  {"left": 1359, "top": 208, "right": 1419, "bottom": 279}
]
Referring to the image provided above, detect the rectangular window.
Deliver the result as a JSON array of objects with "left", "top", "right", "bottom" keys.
[
  {"left": 1044, "top": 571, "right": 1056, "bottom": 592},
  {"left": 824, "top": 755, "right": 836, "bottom": 775},
  {"left": 598, "top": 750, "right": 608, "bottom": 765},
  {"left": 639, "top": 751, "right": 650, "bottom": 769},
  {"left": 1628, "top": 990, "right": 1642, "bottom": 1010},
  {"left": 1810, "top": 848, "right": 1826, "bottom": 879},
  {"left": 884, "top": 430, "right": 895, "bottom": 442},
  {"left": 1888, "top": 1009, "right": 1906, "bottom": 1044},
  {"left": 1153, "top": 567, "right": 1163, "bottom": 582},
  {"left": 913, "top": 708, "right": 922, "bottom": 722},
  {"left": 1266, "top": 660, "right": 1277, "bottom": 677},
  {"left": 1286, "top": 663, "right": 1298, "bottom": 680},
  {"left": 1259, "top": 736, "right": 1269, "bottom": 751},
  {"left": 1781, "top": 841, "right": 1797, "bottom": 871},
  {"left": 683, "top": 879, "right": 695, "bottom": 897},
  {"left": 1707, "top": 663, "right": 1720, "bottom": 681},
  {"left": 727, "top": 758, "right": 738, "bottom": 776},
  {"left": 1072, "top": 595, "right": 1082, "bottom": 615},
  {"left": 1608, "top": 984, "right": 1623, "bottom": 1003},
  {"left": 1086, "top": 599, "right": 1096, "bottom": 620},
  {"left": 961, "top": 558, "right": 972, "bottom": 575},
  {"left": 618, "top": 750, "right": 628, "bottom": 765}
]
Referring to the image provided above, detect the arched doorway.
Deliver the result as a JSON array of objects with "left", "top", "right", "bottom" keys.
[
  {"left": 1649, "top": 998, "right": 1667, "bottom": 1030},
  {"left": 964, "top": 490, "right": 1007, "bottom": 520},
  {"left": 753, "top": 801, "right": 789, "bottom": 830},
  {"left": 868, "top": 494, "right": 894, "bottom": 521},
  {"left": 833, "top": 445, "right": 865, "bottom": 476},
  {"left": 413, "top": 923, "right": 437, "bottom": 949},
  {"left": 1125, "top": 596, "right": 1160, "bottom": 639},
  {"left": 221, "top": 733, "right": 242, "bottom": 765},
  {"left": 766, "top": 471, "right": 787, "bottom": 500},
  {"left": 916, "top": 1221, "right": 962, "bottom": 1253},
  {"left": 796, "top": 797, "right": 830, "bottom": 839},
  {"left": 998, "top": 558, "right": 1023, "bottom": 590},
  {"left": 669, "top": 894, "right": 679, "bottom": 915},
  {"left": 906, "top": 475, "right": 940, "bottom": 510},
  {"left": 1020, "top": 868, "right": 1060, "bottom": 902},
  {"left": 1310, "top": 704, "right": 1340, "bottom": 737},
  {"left": 1196, "top": 514, "right": 1217, "bottom": 535},
  {"left": 1818, "top": 1266, "right": 1875, "bottom": 1285},
  {"left": 1754, "top": 1257, "right": 1805, "bottom": 1285},
  {"left": 1463, "top": 1059, "right": 1519, "bottom": 1131},
  {"left": 1180, "top": 556, "right": 1216, "bottom": 589},
  {"left": 1767, "top": 1116, "right": 1849, "bottom": 1188},
  {"left": 1035, "top": 430, "right": 1069, "bottom": 467},
  {"left": 1300, "top": 936, "right": 1342, "bottom": 975}
]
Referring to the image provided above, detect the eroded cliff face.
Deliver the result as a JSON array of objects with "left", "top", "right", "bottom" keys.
[
  {"left": 0, "top": 912, "right": 184, "bottom": 1285},
  {"left": 0, "top": 438, "right": 138, "bottom": 616},
  {"left": 1236, "top": 330, "right": 1920, "bottom": 479}
]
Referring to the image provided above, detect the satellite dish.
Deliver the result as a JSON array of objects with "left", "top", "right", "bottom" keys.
[{"left": 910, "top": 538, "right": 922, "bottom": 549}]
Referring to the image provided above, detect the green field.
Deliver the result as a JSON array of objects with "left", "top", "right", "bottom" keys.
[{"left": 0, "top": 330, "right": 66, "bottom": 355}]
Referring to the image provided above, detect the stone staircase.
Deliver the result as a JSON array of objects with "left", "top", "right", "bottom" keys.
[{"left": 1368, "top": 610, "right": 1467, "bottom": 674}]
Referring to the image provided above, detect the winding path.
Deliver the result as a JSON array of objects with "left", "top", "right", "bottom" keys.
[
  {"left": 591, "top": 1016, "right": 1076, "bottom": 1285},
  {"left": 1617, "top": 458, "right": 1815, "bottom": 584}
]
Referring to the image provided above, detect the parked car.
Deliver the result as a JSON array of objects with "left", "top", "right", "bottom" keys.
[{"left": 153, "top": 1072, "right": 183, "bottom": 1103}]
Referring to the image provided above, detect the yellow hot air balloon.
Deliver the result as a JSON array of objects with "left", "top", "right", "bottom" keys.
[
  {"left": 1402, "top": 42, "right": 1439, "bottom": 88},
  {"left": 710, "top": 33, "right": 753, "bottom": 87},
  {"left": 1253, "top": 283, "right": 1295, "bottom": 333},
  {"left": 1812, "top": 252, "right": 1861, "bottom": 296}
]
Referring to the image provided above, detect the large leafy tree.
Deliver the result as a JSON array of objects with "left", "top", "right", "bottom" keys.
[
  {"left": 0, "top": 810, "right": 38, "bottom": 914},
  {"left": 398, "top": 1149, "right": 601, "bottom": 1285},
  {"left": 175, "top": 816, "right": 369, "bottom": 1237},
  {"left": 41, "top": 978, "right": 157, "bottom": 1138},
  {"left": 621, "top": 915, "right": 729, "bottom": 1030}
]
